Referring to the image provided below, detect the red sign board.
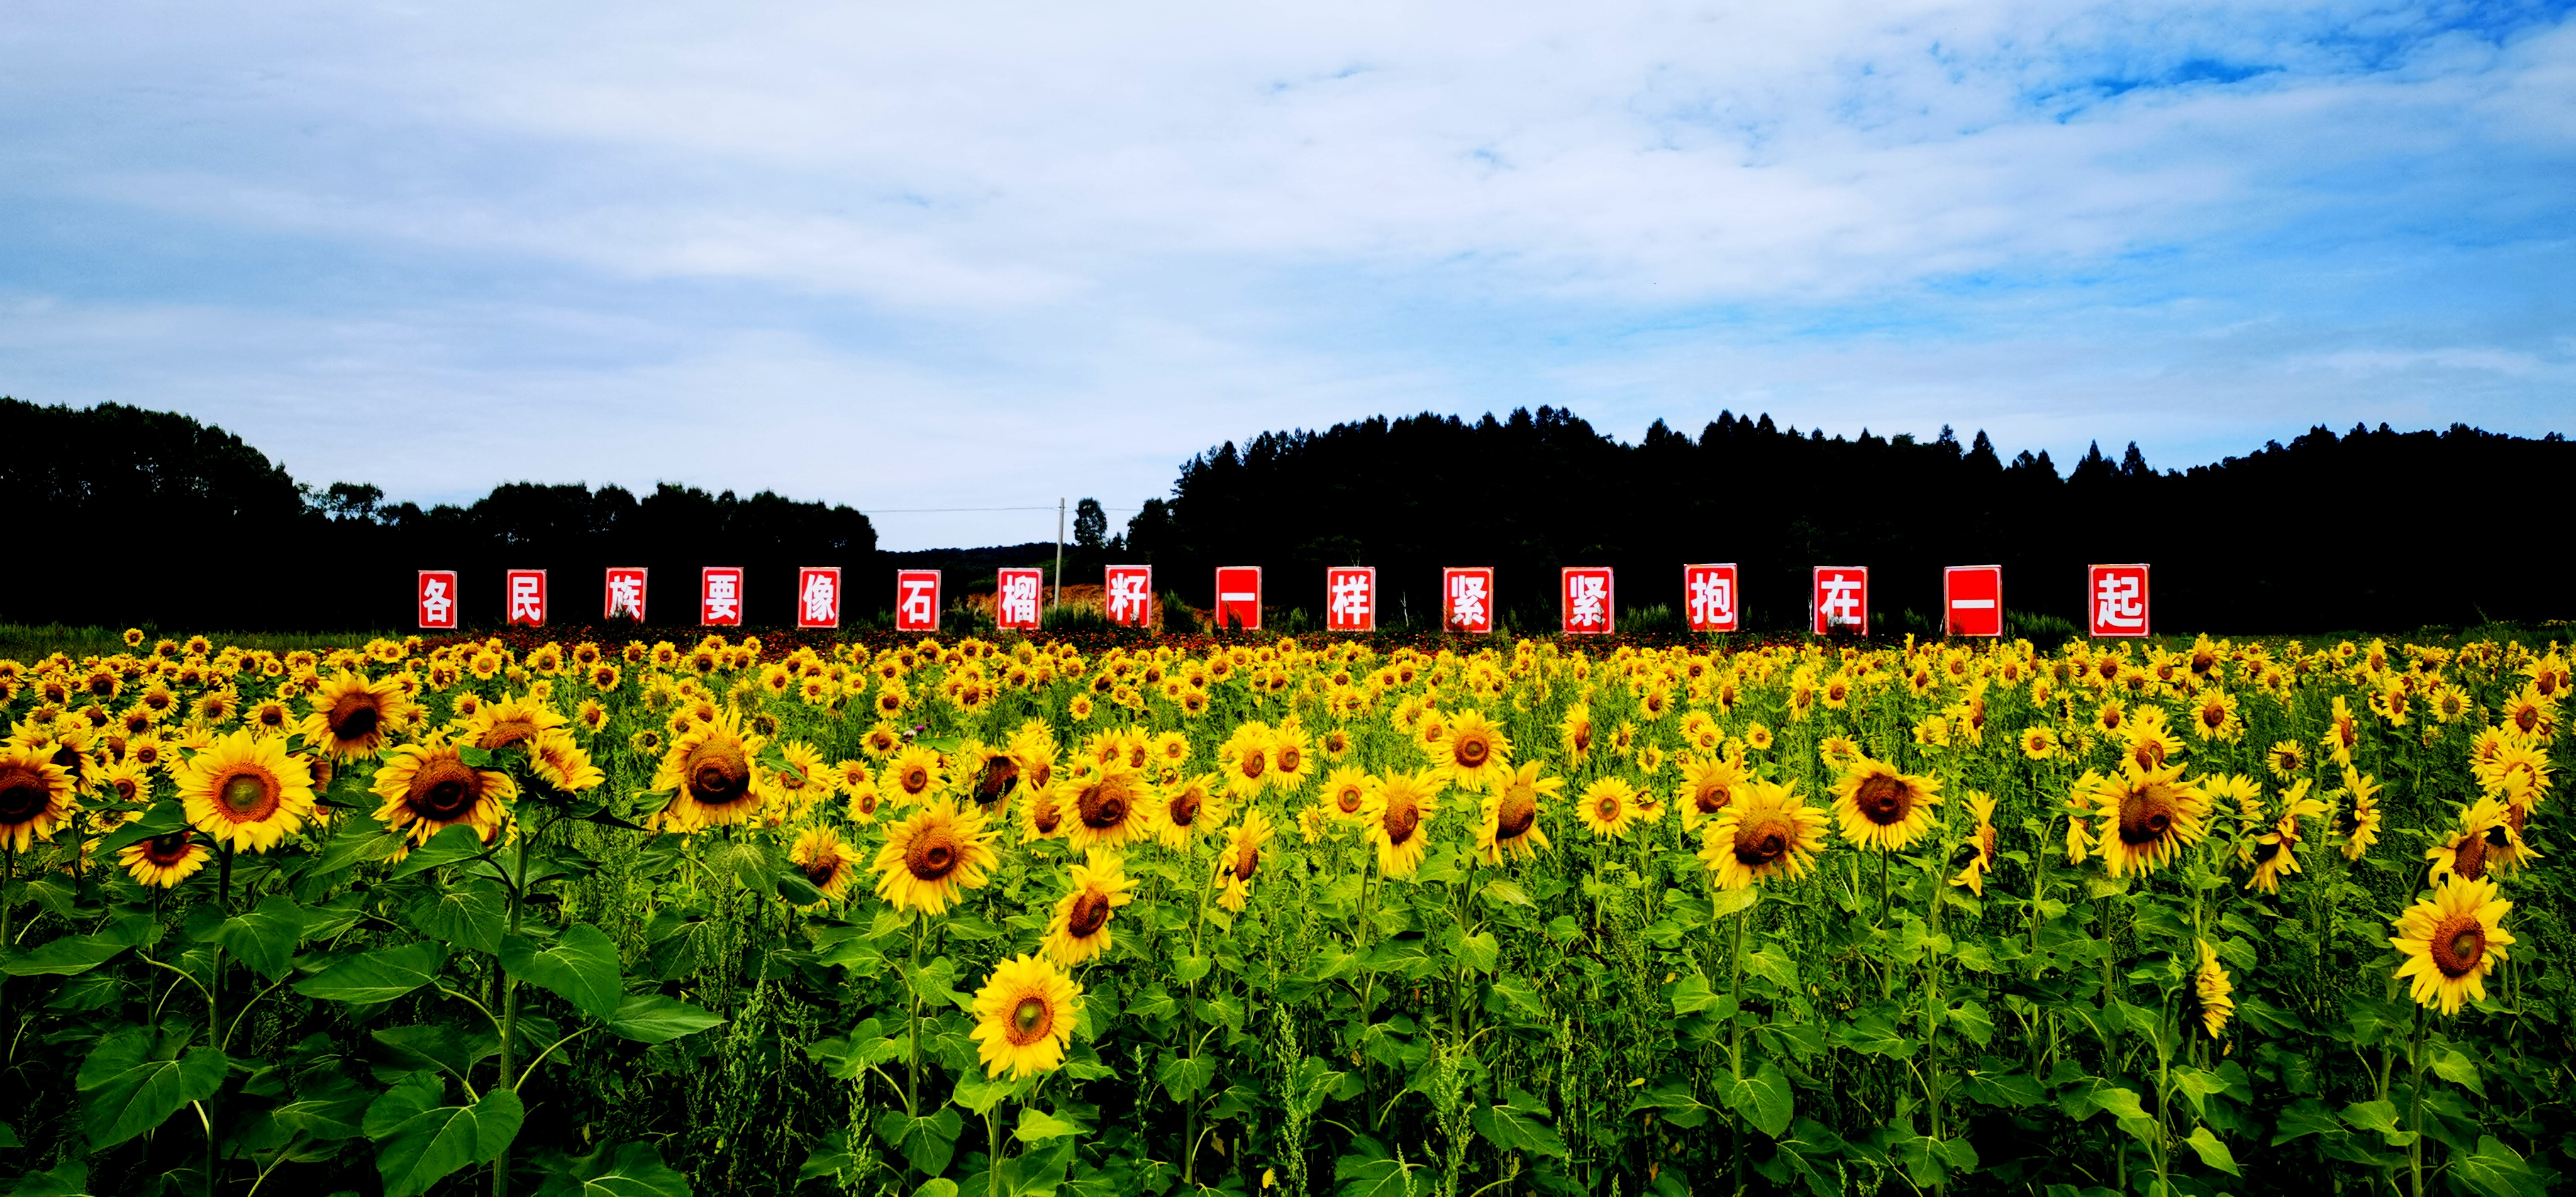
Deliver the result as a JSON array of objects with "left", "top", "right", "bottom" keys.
[
  {"left": 604, "top": 567, "right": 648, "bottom": 622},
  {"left": 1104, "top": 565, "right": 1155, "bottom": 628},
  {"left": 1560, "top": 567, "right": 1614, "bottom": 635},
  {"left": 2088, "top": 564, "right": 2151, "bottom": 637},
  {"left": 1811, "top": 566, "right": 1867, "bottom": 636},
  {"left": 994, "top": 567, "right": 1045, "bottom": 631},
  {"left": 1944, "top": 565, "right": 2002, "bottom": 637},
  {"left": 895, "top": 570, "right": 942, "bottom": 633},
  {"left": 1214, "top": 566, "right": 1263, "bottom": 631},
  {"left": 797, "top": 567, "right": 841, "bottom": 629},
  {"left": 417, "top": 570, "right": 459, "bottom": 630},
  {"left": 505, "top": 570, "right": 548, "bottom": 627},
  {"left": 1684, "top": 563, "right": 1739, "bottom": 632},
  {"left": 1325, "top": 566, "right": 1376, "bottom": 632},
  {"left": 701, "top": 567, "right": 745, "bottom": 627},
  {"left": 1443, "top": 568, "right": 1494, "bottom": 634}
]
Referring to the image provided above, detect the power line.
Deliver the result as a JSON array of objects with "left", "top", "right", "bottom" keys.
[{"left": 859, "top": 505, "right": 1140, "bottom": 514}]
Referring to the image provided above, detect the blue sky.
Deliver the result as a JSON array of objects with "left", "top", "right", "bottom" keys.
[{"left": 3, "top": 1, "right": 2570, "bottom": 549}]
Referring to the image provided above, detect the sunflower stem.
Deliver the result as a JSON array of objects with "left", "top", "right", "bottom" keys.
[
  {"left": 906, "top": 907, "right": 927, "bottom": 1120},
  {"left": 493, "top": 814, "right": 533, "bottom": 1197},
  {"left": 2407, "top": 1003, "right": 2428, "bottom": 1197}
]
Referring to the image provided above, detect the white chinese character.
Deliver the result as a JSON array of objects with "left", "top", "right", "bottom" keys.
[
  {"left": 997, "top": 573, "right": 1039, "bottom": 624},
  {"left": 1329, "top": 573, "right": 1372, "bottom": 626},
  {"left": 1448, "top": 574, "right": 1487, "bottom": 627},
  {"left": 706, "top": 573, "right": 740, "bottom": 621},
  {"left": 900, "top": 577, "right": 937, "bottom": 627},
  {"left": 1819, "top": 573, "right": 1862, "bottom": 627},
  {"left": 421, "top": 578, "right": 453, "bottom": 625},
  {"left": 1567, "top": 574, "right": 1606, "bottom": 628},
  {"left": 2096, "top": 573, "right": 2145, "bottom": 631},
  {"left": 1689, "top": 572, "right": 1732, "bottom": 626},
  {"left": 1107, "top": 571, "right": 1151, "bottom": 623},
  {"left": 801, "top": 572, "right": 838, "bottom": 623},
  {"left": 509, "top": 575, "right": 543, "bottom": 622},
  {"left": 608, "top": 573, "right": 644, "bottom": 619}
]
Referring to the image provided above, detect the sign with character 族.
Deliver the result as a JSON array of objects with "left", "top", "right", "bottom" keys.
[{"left": 604, "top": 567, "right": 648, "bottom": 622}]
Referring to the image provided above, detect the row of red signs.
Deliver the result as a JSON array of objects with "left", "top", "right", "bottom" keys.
[{"left": 419, "top": 563, "right": 2152, "bottom": 637}]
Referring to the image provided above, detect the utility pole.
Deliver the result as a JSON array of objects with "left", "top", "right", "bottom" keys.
[{"left": 1053, "top": 498, "right": 1066, "bottom": 625}]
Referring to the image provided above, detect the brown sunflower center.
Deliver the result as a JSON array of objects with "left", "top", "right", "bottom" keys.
[
  {"left": 1167, "top": 788, "right": 1201, "bottom": 829},
  {"left": 1733, "top": 812, "right": 1795, "bottom": 868},
  {"left": 2430, "top": 913, "right": 2485, "bottom": 979},
  {"left": 901, "top": 766, "right": 931, "bottom": 795},
  {"left": 973, "top": 757, "right": 1019, "bottom": 806},
  {"left": 2201, "top": 703, "right": 2225, "bottom": 729},
  {"left": 1065, "top": 890, "right": 1113, "bottom": 937},
  {"left": 1078, "top": 778, "right": 1131, "bottom": 830},
  {"left": 1030, "top": 795, "right": 1063, "bottom": 834},
  {"left": 1455, "top": 736, "right": 1488, "bottom": 768},
  {"left": 1238, "top": 751, "right": 1265, "bottom": 780},
  {"left": 478, "top": 717, "right": 540, "bottom": 751},
  {"left": 1694, "top": 780, "right": 1733, "bottom": 815},
  {"left": 0, "top": 770, "right": 52, "bottom": 823},
  {"left": 2118, "top": 784, "right": 2181, "bottom": 846},
  {"left": 328, "top": 693, "right": 382, "bottom": 742},
  {"left": 143, "top": 830, "right": 196, "bottom": 865},
  {"left": 905, "top": 828, "right": 962, "bottom": 881},
  {"left": 1495, "top": 784, "right": 1537, "bottom": 840},
  {"left": 802, "top": 858, "right": 840, "bottom": 887},
  {"left": 2514, "top": 706, "right": 2538, "bottom": 734},
  {"left": 1232, "top": 844, "right": 1260, "bottom": 881},
  {"left": 1382, "top": 800, "right": 1421, "bottom": 846},
  {"left": 1571, "top": 724, "right": 1592, "bottom": 753},
  {"left": 2251, "top": 838, "right": 2282, "bottom": 864},
  {"left": 1855, "top": 775, "right": 1911, "bottom": 826},
  {"left": 1596, "top": 793, "right": 1621, "bottom": 820},
  {"left": 408, "top": 756, "right": 484, "bottom": 822},
  {"left": 685, "top": 742, "right": 754, "bottom": 807},
  {"left": 1277, "top": 745, "right": 1301, "bottom": 773},
  {"left": 218, "top": 770, "right": 280, "bottom": 818},
  {"left": 2451, "top": 833, "right": 2489, "bottom": 881},
  {"left": 111, "top": 775, "right": 140, "bottom": 802},
  {"left": 1008, "top": 995, "right": 1052, "bottom": 1044}
]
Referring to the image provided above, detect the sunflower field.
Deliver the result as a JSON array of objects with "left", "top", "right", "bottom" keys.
[{"left": 0, "top": 627, "right": 2568, "bottom": 1197}]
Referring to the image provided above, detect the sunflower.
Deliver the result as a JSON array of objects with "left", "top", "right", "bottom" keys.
[
  {"left": 0, "top": 744, "right": 78, "bottom": 852},
  {"left": 2019, "top": 725, "right": 2061, "bottom": 761},
  {"left": 299, "top": 671, "right": 413, "bottom": 761},
  {"left": 1575, "top": 776, "right": 1645, "bottom": 841},
  {"left": 651, "top": 709, "right": 779, "bottom": 832},
  {"left": 2340, "top": 768, "right": 2383, "bottom": 861},
  {"left": 1153, "top": 773, "right": 1226, "bottom": 849},
  {"left": 1699, "top": 778, "right": 1828, "bottom": 890},
  {"left": 1061, "top": 768, "right": 1153, "bottom": 852},
  {"left": 2121, "top": 712, "right": 2185, "bottom": 773},
  {"left": 530, "top": 730, "right": 605, "bottom": 794},
  {"left": 1477, "top": 762, "right": 1558, "bottom": 865},
  {"left": 2424, "top": 797, "right": 2540, "bottom": 885},
  {"left": 2086, "top": 763, "right": 2210, "bottom": 879},
  {"left": 960, "top": 739, "right": 1023, "bottom": 817},
  {"left": 1428, "top": 710, "right": 1511, "bottom": 793},
  {"left": 1559, "top": 703, "right": 1595, "bottom": 764},
  {"left": 2321, "top": 696, "right": 2362, "bottom": 765},
  {"left": 969, "top": 954, "right": 1084, "bottom": 1080},
  {"left": 2193, "top": 939, "right": 2234, "bottom": 1038},
  {"left": 1743, "top": 723, "right": 1774, "bottom": 753},
  {"left": 2497, "top": 683, "right": 2557, "bottom": 742},
  {"left": 462, "top": 692, "right": 569, "bottom": 755},
  {"left": 872, "top": 797, "right": 999, "bottom": 916},
  {"left": 2263, "top": 740, "right": 2308, "bottom": 780},
  {"left": 1214, "top": 808, "right": 1276, "bottom": 912},
  {"left": 1831, "top": 759, "right": 1943, "bottom": 852},
  {"left": 789, "top": 825, "right": 861, "bottom": 902},
  {"left": 1364, "top": 770, "right": 1443, "bottom": 879},
  {"left": 845, "top": 778, "right": 886, "bottom": 825},
  {"left": 175, "top": 730, "right": 317, "bottom": 852},
  {"left": 1018, "top": 778, "right": 1068, "bottom": 842},
  {"left": 1267, "top": 722, "right": 1316, "bottom": 794},
  {"left": 1949, "top": 792, "right": 1998, "bottom": 895},
  {"left": 882, "top": 744, "right": 945, "bottom": 810},
  {"left": 1676, "top": 754, "right": 1750, "bottom": 832},
  {"left": 94, "top": 758, "right": 150, "bottom": 806},
  {"left": 2188, "top": 688, "right": 2241, "bottom": 742},
  {"left": 1321, "top": 766, "right": 1375, "bottom": 822},
  {"left": 862, "top": 722, "right": 904, "bottom": 759},
  {"left": 1046, "top": 851, "right": 1139, "bottom": 965},
  {"left": 1216, "top": 722, "right": 1273, "bottom": 799},
  {"left": 2388, "top": 874, "right": 2514, "bottom": 1015},
  {"left": 372, "top": 742, "right": 517, "bottom": 845},
  {"left": 118, "top": 827, "right": 213, "bottom": 888},
  {"left": 1816, "top": 736, "right": 1864, "bottom": 773}
]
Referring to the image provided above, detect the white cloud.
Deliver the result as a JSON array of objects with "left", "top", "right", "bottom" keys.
[{"left": 0, "top": 1, "right": 2570, "bottom": 546}]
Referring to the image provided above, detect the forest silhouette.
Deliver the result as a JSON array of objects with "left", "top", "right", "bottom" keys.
[{"left": 5, "top": 397, "right": 2564, "bottom": 634}]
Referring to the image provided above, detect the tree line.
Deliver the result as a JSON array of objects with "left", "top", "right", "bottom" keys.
[{"left": 5, "top": 395, "right": 2565, "bottom": 634}]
